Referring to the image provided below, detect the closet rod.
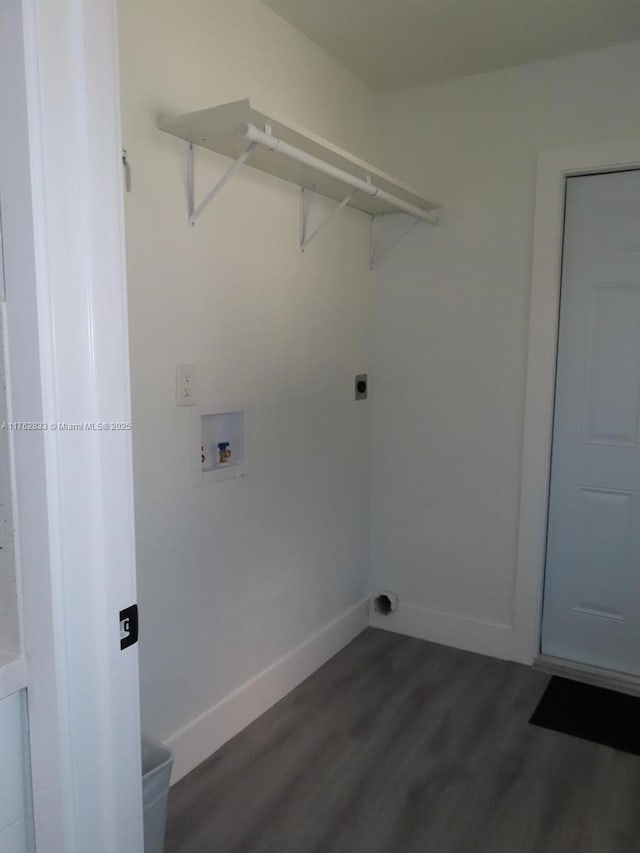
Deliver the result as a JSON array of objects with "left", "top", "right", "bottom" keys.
[{"left": 237, "top": 122, "right": 440, "bottom": 225}]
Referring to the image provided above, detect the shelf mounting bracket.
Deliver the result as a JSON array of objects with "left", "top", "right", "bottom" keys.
[
  {"left": 187, "top": 141, "right": 257, "bottom": 226},
  {"left": 299, "top": 187, "right": 356, "bottom": 251},
  {"left": 369, "top": 214, "right": 423, "bottom": 268}
]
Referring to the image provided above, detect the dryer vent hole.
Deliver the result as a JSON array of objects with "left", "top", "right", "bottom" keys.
[{"left": 374, "top": 593, "right": 397, "bottom": 615}]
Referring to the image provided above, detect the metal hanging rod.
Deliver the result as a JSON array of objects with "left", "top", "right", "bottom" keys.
[{"left": 237, "top": 122, "right": 440, "bottom": 226}]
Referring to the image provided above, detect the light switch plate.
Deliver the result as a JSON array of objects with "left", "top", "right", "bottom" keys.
[{"left": 176, "top": 363, "right": 197, "bottom": 406}]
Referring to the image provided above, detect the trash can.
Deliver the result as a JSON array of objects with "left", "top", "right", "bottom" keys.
[{"left": 142, "top": 737, "right": 173, "bottom": 853}]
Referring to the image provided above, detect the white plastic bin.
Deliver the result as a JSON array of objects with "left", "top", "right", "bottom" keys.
[{"left": 142, "top": 737, "right": 173, "bottom": 853}]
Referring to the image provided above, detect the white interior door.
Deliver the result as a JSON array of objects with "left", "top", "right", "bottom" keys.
[{"left": 542, "top": 169, "right": 640, "bottom": 675}]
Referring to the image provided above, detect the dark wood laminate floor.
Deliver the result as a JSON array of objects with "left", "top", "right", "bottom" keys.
[{"left": 166, "top": 628, "right": 640, "bottom": 853}]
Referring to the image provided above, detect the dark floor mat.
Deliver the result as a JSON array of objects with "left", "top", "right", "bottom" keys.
[{"left": 530, "top": 676, "right": 640, "bottom": 756}]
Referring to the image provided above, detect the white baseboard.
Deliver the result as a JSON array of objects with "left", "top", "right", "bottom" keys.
[
  {"left": 535, "top": 654, "right": 640, "bottom": 697},
  {"left": 166, "top": 597, "right": 369, "bottom": 784},
  {"left": 369, "top": 601, "right": 514, "bottom": 661}
]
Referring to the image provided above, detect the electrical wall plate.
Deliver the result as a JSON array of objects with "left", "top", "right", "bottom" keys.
[
  {"left": 355, "top": 373, "right": 368, "bottom": 400},
  {"left": 176, "top": 363, "right": 197, "bottom": 406}
]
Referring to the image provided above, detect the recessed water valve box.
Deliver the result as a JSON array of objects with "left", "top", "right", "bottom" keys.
[{"left": 195, "top": 409, "right": 246, "bottom": 485}]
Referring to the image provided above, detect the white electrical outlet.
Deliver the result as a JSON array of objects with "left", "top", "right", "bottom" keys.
[{"left": 176, "top": 363, "right": 197, "bottom": 406}]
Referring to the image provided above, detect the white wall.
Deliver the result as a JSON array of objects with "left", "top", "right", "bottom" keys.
[
  {"left": 369, "top": 41, "right": 640, "bottom": 659},
  {"left": 118, "top": 0, "right": 374, "bottom": 777},
  {"left": 119, "top": 0, "right": 640, "bottom": 776}
]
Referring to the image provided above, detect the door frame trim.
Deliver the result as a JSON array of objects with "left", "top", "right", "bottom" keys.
[
  {"left": 0, "top": 1, "right": 144, "bottom": 850},
  {"left": 512, "top": 137, "right": 640, "bottom": 666}
]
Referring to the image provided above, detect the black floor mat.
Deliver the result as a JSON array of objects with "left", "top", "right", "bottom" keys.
[{"left": 530, "top": 676, "right": 640, "bottom": 756}]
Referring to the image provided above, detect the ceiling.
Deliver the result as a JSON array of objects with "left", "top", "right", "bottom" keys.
[{"left": 260, "top": 0, "right": 640, "bottom": 91}]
